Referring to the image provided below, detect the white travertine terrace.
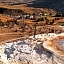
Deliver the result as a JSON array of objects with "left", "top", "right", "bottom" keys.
[{"left": 0, "top": 33, "right": 64, "bottom": 64}]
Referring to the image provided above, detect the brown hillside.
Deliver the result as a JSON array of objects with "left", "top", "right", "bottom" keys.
[{"left": 0, "top": 3, "right": 56, "bottom": 14}]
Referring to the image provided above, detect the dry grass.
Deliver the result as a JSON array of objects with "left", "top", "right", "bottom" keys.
[{"left": 0, "top": 14, "right": 13, "bottom": 22}]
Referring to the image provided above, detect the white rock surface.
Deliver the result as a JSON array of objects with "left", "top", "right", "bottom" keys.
[{"left": 0, "top": 33, "right": 64, "bottom": 64}]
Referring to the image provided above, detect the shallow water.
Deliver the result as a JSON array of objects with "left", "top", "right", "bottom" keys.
[{"left": 56, "top": 39, "right": 64, "bottom": 51}]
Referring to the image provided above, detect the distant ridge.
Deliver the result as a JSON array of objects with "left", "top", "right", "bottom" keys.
[
  {"left": 27, "top": 0, "right": 64, "bottom": 13},
  {"left": 0, "top": 0, "right": 64, "bottom": 13},
  {"left": 0, "top": 0, "right": 35, "bottom": 5}
]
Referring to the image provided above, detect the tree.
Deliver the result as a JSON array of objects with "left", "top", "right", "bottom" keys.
[{"left": 22, "top": 16, "right": 25, "bottom": 32}]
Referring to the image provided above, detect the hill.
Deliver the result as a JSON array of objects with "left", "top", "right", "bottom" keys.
[
  {"left": 0, "top": 3, "right": 56, "bottom": 14},
  {"left": 27, "top": 0, "right": 64, "bottom": 13},
  {"left": 0, "top": 0, "right": 64, "bottom": 13}
]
